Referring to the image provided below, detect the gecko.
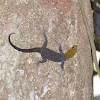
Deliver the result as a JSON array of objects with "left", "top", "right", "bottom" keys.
[{"left": 8, "top": 31, "right": 77, "bottom": 71}]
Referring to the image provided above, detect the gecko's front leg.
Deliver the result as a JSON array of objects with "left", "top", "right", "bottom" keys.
[
  {"left": 59, "top": 44, "right": 63, "bottom": 54},
  {"left": 61, "top": 60, "right": 64, "bottom": 71}
]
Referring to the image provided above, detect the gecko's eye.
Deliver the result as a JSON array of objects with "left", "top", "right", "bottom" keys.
[
  {"left": 72, "top": 45, "right": 77, "bottom": 49},
  {"left": 72, "top": 46, "right": 74, "bottom": 48}
]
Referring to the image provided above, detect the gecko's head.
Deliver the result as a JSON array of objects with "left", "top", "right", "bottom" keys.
[{"left": 65, "top": 45, "right": 77, "bottom": 59}]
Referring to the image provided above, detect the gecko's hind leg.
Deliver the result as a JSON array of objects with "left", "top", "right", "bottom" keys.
[
  {"left": 42, "top": 30, "right": 48, "bottom": 48},
  {"left": 36, "top": 58, "right": 47, "bottom": 66}
]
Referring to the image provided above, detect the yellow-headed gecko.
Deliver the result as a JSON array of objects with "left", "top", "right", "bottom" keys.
[{"left": 8, "top": 31, "right": 77, "bottom": 71}]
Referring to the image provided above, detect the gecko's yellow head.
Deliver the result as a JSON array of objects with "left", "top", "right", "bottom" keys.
[{"left": 65, "top": 45, "right": 77, "bottom": 59}]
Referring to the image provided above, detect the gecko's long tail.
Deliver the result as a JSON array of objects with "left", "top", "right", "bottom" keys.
[{"left": 8, "top": 33, "right": 41, "bottom": 53}]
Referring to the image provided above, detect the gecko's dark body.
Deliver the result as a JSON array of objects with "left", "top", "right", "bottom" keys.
[{"left": 8, "top": 32, "right": 66, "bottom": 70}]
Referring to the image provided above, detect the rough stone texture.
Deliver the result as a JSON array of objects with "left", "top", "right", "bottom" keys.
[{"left": 0, "top": 0, "right": 93, "bottom": 100}]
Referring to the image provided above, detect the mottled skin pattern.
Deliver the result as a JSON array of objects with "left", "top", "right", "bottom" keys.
[{"left": 8, "top": 31, "right": 68, "bottom": 71}]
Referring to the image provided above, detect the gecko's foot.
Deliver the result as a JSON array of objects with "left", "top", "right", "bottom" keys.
[
  {"left": 56, "top": 69, "right": 65, "bottom": 76},
  {"left": 36, "top": 62, "right": 40, "bottom": 67},
  {"left": 61, "top": 69, "right": 65, "bottom": 74},
  {"left": 36, "top": 59, "right": 47, "bottom": 67}
]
